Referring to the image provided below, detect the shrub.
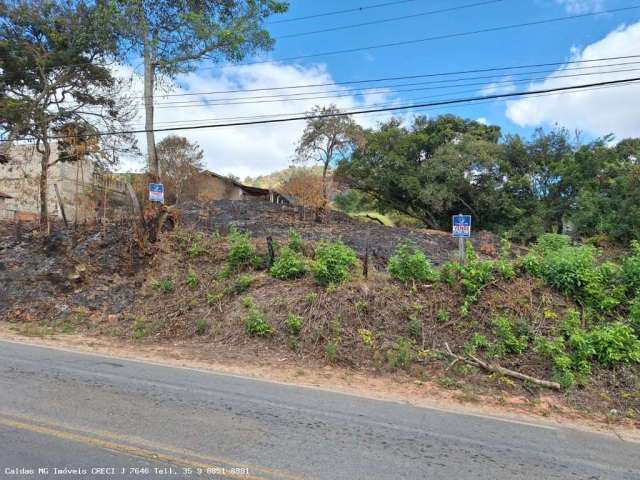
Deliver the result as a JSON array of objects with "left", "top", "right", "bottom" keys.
[
  {"left": 244, "top": 310, "right": 271, "bottom": 337},
  {"left": 324, "top": 341, "right": 339, "bottom": 362},
  {"left": 311, "top": 241, "right": 358, "bottom": 285},
  {"left": 407, "top": 317, "right": 421, "bottom": 339},
  {"left": 227, "top": 228, "right": 254, "bottom": 271},
  {"left": 187, "top": 241, "right": 204, "bottom": 257},
  {"left": 388, "top": 338, "right": 413, "bottom": 370},
  {"left": 305, "top": 292, "right": 319, "bottom": 304},
  {"left": 534, "top": 233, "right": 572, "bottom": 254},
  {"left": 622, "top": 241, "right": 640, "bottom": 295},
  {"left": 288, "top": 228, "right": 303, "bottom": 252},
  {"left": 132, "top": 317, "right": 162, "bottom": 340},
  {"left": 459, "top": 243, "right": 494, "bottom": 315},
  {"left": 195, "top": 319, "right": 208, "bottom": 336},
  {"left": 270, "top": 247, "right": 307, "bottom": 280},
  {"left": 228, "top": 274, "right": 252, "bottom": 295},
  {"left": 242, "top": 296, "right": 254, "bottom": 309},
  {"left": 629, "top": 296, "right": 640, "bottom": 335},
  {"left": 436, "top": 309, "right": 449, "bottom": 323},
  {"left": 588, "top": 323, "right": 640, "bottom": 366},
  {"left": 185, "top": 271, "right": 199, "bottom": 289},
  {"left": 492, "top": 316, "right": 528, "bottom": 355},
  {"left": 358, "top": 328, "right": 374, "bottom": 347},
  {"left": 439, "top": 261, "right": 460, "bottom": 285},
  {"left": 387, "top": 243, "right": 436, "bottom": 283},
  {"left": 286, "top": 313, "right": 303, "bottom": 335},
  {"left": 153, "top": 278, "right": 174, "bottom": 294},
  {"left": 206, "top": 292, "right": 224, "bottom": 305},
  {"left": 464, "top": 333, "right": 490, "bottom": 355}
]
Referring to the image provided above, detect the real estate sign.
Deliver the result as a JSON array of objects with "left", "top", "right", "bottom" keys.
[
  {"left": 452, "top": 214, "right": 472, "bottom": 238},
  {"left": 148, "top": 183, "right": 165, "bottom": 203}
]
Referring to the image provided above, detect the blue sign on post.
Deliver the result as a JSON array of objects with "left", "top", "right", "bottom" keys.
[
  {"left": 148, "top": 183, "right": 165, "bottom": 203},
  {"left": 452, "top": 214, "right": 472, "bottom": 238}
]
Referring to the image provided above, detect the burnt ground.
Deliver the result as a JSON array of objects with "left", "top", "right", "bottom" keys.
[{"left": 179, "top": 200, "right": 500, "bottom": 267}]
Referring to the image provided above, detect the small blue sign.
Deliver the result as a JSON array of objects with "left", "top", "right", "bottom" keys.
[
  {"left": 452, "top": 215, "right": 472, "bottom": 238},
  {"left": 148, "top": 183, "right": 164, "bottom": 203}
]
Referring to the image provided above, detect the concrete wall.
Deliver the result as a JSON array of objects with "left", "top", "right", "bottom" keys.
[{"left": 0, "top": 143, "right": 128, "bottom": 222}]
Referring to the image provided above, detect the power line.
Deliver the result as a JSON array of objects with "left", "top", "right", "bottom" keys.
[
  {"left": 255, "top": 5, "right": 640, "bottom": 65},
  {"left": 6, "top": 76, "right": 640, "bottom": 142},
  {"left": 266, "top": 0, "right": 423, "bottom": 25},
  {"left": 275, "top": 0, "right": 505, "bottom": 39}
]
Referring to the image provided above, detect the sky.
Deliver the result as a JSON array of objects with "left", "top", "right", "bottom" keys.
[{"left": 118, "top": 0, "right": 640, "bottom": 178}]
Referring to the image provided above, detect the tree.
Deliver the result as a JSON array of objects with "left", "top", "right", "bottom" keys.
[
  {"left": 0, "top": 0, "right": 135, "bottom": 229},
  {"left": 111, "top": 0, "right": 288, "bottom": 181},
  {"left": 294, "top": 105, "right": 364, "bottom": 205},
  {"left": 156, "top": 135, "right": 204, "bottom": 204},
  {"left": 280, "top": 169, "right": 327, "bottom": 211},
  {"left": 337, "top": 115, "right": 501, "bottom": 229}
]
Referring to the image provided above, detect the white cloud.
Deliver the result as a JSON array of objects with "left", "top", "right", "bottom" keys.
[
  {"left": 476, "top": 117, "right": 488, "bottom": 125},
  {"left": 505, "top": 22, "right": 640, "bottom": 139},
  {"left": 115, "top": 63, "right": 396, "bottom": 178},
  {"left": 554, "top": 0, "right": 604, "bottom": 14},
  {"left": 479, "top": 77, "right": 517, "bottom": 97}
]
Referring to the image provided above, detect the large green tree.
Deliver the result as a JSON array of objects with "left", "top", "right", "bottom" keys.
[
  {"left": 109, "top": 0, "right": 288, "bottom": 180},
  {"left": 0, "top": 0, "right": 135, "bottom": 229}
]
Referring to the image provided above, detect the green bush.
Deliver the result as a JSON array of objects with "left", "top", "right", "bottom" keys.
[
  {"left": 622, "top": 241, "right": 640, "bottom": 295},
  {"left": 288, "top": 228, "right": 303, "bottom": 252},
  {"left": 388, "top": 338, "right": 413, "bottom": 370},
  {"left": 286, "top": 313, "right": 303, "bottom": 335},
  {"left": 228, "top": 274, "right": 252, "bottom": 295},
  {"left": 185, "top": 271, "right": 199, "bottom": 289},
  {"left": 270, "top": 247, "right": 307, "bottom": 280},
  {"left": 459, "top": 243, "right": 494, "bottom": 315},
  {"left": 629, "top": 296, "right": 640, "bottom": 335},
  {"left": 153, "top": 278, "right": 174, "bottom": 294},
  {"left": 588, "top": 323, "right": 640, "bottom": 366},
  {"left": 534, "top": 233, "right": 572, "bottom": 253},
  {"left": 387, "top": 243, "right": 436, "bottom": 283},
  {"left": 227, "top": 228, "right": 254, "bottom": 271},
  {"left": 492, "top": 316, "right": 528, "bottom": 355},
  {"left": 195, "top": 319, "right": 208, "bottom": 336},
  {"left": 187, "top": 241, "right": 204, "bottom": 257},
  {"left": 324, "top": 341, "right": 339, "bottom": 362},
  {"left": 311, "top": 241, "right": 358, "bottom": 285},
  {"left": 244, "top": 310, "right": 271, "bottom": 337},
  {"left": 464, "top": 333, "right": 490, "bottom": 356},
  {"left": 407, "top": 317, "right": 421, "bottom": 339},
  {"left": 242, "top": 296, "right": 254, "bottom": 309}
]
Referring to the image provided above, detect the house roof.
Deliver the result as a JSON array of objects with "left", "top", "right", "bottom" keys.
[{"left": 201, "top": 170, "right": 272, "bottom": 197}]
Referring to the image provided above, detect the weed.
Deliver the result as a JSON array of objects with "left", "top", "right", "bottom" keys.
[
  {"left": 242, "top": 296, "right": 254, "bottom": 309},
  {"left": 492, "top": 316, "right": 528, "bottom": 355},
  {"left": 436, "top": 309, "right": 449, "bottom": 323},
  {"left": 355, "top": 300, "right": 368, "bottom": 313},
  {"left": 185, "top": 271, "right": 200, "bottom": 289},
  {"left": 387, "top": 243, "right": 436, "bottom": 283},
  {"left": 288, "top": 228, "right": 303, "bottom": 252},
  {"left": 324, "top": 341, "right": 339, "bottom": 362},
  {"left": 187, "top": 241, "right": 204, "bottom": 257},
  {"left": 132, "top": 316, "right": 162, "bottom": 340},
  {"left": 438, "top": 376, "right": 460, "bottom": 390},
  {"left": 287, "top": 337, "right": 300, "bottom": 351},
  {"left": 388, "top": 338, "right": 413, "bottom": 370},
  {"left": 227, "top": 228, "right": 254, "bottom": 271},
  {"left": 228, "top": 274, "right": 252, "bottom": 295},
  {"left": 270, "top": 247, "right": 307, "bottom": 280},
  {"left": 407, "top": 317, "right": 421, "bottom": 340},
  {"left": 195, "top": 319, "right": 208, "bottom": 336},
  {"left": 286, "top": 313, "right": 303, "bottom": 335},
  {"left": 305, "top": 292, "right": 319, "bottom": 304},
  {"left": 311, "top": 241, "right": 358, "bottom": 285},
  {"left": 464, "top": 333, "right": 491, "bottom": 356},
  {"left": 244, "top": 310, "right": 271, "bottom": 337},
  {"left": 207, "top": 292, "right": 224, "bottom": 305},
  {"left": 358, "top": 328, "right": 374, "bottom": 347},
  {"left": 153, "top": 278, "right": 174, "bottom": 294}
]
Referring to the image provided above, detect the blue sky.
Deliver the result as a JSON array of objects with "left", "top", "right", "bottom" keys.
[{"left": 122, "top": 0, "right": 640, "bottom": 177}]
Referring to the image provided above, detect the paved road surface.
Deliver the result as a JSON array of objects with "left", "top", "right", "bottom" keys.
[{"left": 0, "top": 340, "right": 638, "bottom": 480}]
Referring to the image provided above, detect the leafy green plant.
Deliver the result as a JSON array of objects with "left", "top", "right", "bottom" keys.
[
  {"left": 185, "top": 271, "right": 200, "bottom": 289},
  {"left": 464, "top": 333, "right": 491, "bottom": 356},
  {"left": 227, "top": 228, "right": 254, "bottom": 271},
  {"left": 629, "top": 295, "right": 640, "bottom": 335},
  {"left": 622, "top": 241, "right": 640, "bottom": 295},
  {"left": 228, "top": 274, "right": 252, "bottom": 295},
  {"left": 132, "top": 316, "right": 162, "bottom": 340},
  {"left": 242, "top": 296, "right": 254, "bottom": 309},
  {"left": 305, "top": 292, "right": 319, "bottom": 304},
  {"left": 387, "top": 243, "right": 436, "bottom": 283},
  {"left": 207, "top": 292, "right": 224, "bottom": 305},
  {"left": 153, "top": 278, "right": 174, "bottom": 294},
  {"left": 492, "top": 316, "right": 528, "bottom": 355},
  {"left": 358, "top": 328, "right": 374, "bottom": 347},
  {"left": 458, "top": 243, "right": 494, "bottom": 315},
  {"left": 288, "top": 228, "right": 303, "bottom": 252},
  {"left": 407, "top": 317, "right": 421, "bottom": 340},
  {"left": 270, "top": 247, "right": 307, "bottom": 280},
  {"left": 436, "top": 309, "right": 449, "bottom": 323},
  {"left": 195, "top": 319, "right": 208, "bottom": 336},
  {"left": 388, "top": 338, "right": 413, "bottom": 370},
  {"left": 286, "top": 313, "right": 303, "bottom": 335},
  {"left": 311, "top": 241, "right": 358, "bottom": 285},
  {"left": 244, "top": 310, "right": 271, "bottom": 337},
  {"left": 588, "top": 323, "right": 640, "bottom": 366},
  {"left": 324, "top": 341, "right": 339, "bottom": 362},
  {"left": 187, "top": 241, "right": 204, "bottom": 257}
]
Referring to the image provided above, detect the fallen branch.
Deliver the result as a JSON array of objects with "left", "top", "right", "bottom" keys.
[{"left": 441, "top": 343, "right": 561, "bottom": 391}]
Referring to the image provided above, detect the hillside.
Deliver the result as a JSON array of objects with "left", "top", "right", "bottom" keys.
[{"left": 1, "top": 201, "right": 639, "bottom": 426}]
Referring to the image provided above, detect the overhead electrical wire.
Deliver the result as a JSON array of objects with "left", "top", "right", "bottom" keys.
[
  {"left": 5, "top": 76, "right": 640, "bottom": 142},
  {"left": 266, "top": 0, "right": 424, "bottom": 25},
  {"left": 274, "top": 0, "right": 505, "bottom": 39}
]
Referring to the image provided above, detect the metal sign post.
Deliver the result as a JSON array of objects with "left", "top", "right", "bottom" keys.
[{"left": 452, "top": 214, "right": 472, "bottom": 264}]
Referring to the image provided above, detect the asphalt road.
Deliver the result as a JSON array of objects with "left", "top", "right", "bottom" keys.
[{"left": 0, "top": 340, "right": 638, "bottom": 480}]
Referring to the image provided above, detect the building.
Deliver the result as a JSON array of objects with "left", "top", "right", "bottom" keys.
[
  {"left": 190, "top": 170, "right": 288, "bottom": 204},
  {"left": 0, "top": 143, "right": 129, "bottom": 222}
]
